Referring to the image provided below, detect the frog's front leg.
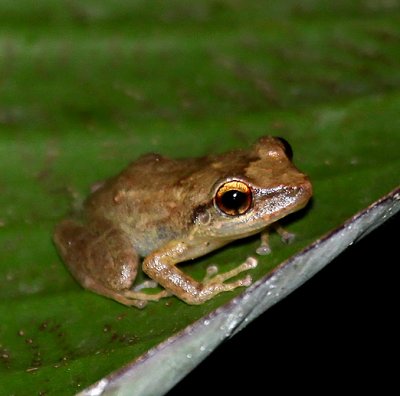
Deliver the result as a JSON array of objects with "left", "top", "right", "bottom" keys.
[
  {"left": 142, "top": 240, "right": 257, "bottom": 305},
  {"left": 256, "top": 223, "right": 296, "bottom": 255}
]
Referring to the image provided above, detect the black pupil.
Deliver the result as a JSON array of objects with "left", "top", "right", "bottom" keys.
[
  {"left": 221, "top": 190, "right": 247, "bottom": 211},
  {"left": 275, "top": 136, "right": 293, "bottom": 160}
]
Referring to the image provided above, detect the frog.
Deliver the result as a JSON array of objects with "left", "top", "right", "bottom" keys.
[{"left": 53, "top": 136, "right": 312, "bottom": 308}]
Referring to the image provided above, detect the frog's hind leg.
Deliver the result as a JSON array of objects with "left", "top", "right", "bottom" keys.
[
  {"left": 123, "top": 288, "right": 171, "bottom": 302},
  {"left": 53, "top": 219, "right": 156, "bottom": 308},
  {"left": 122, "top": 280, "right": 172, "bottom": 303}
]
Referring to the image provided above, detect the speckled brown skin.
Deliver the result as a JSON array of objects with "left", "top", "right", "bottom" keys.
[{"left": 54, "top": 136, "right": 312, "bottom": 307}]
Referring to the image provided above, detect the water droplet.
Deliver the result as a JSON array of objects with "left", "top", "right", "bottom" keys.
[
  {"left": 200, "top": 345, "right": 205, "bottom": 351},
  {"left": 350, "top": 157, "right": 359, "bottom": 165},
  {"left": 203, "top": 319, "right": 210, "bottom": 326},
  {"left": 186, "top": 353, "right": 192, "bottom": 359}
]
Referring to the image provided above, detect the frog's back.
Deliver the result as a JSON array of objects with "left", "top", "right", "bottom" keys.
[
  {"left": 83, "top": 150, "right": 253, "bottom": 254},
  {"left": 83, "top": 154, "right": 209, "bottom": 254}
]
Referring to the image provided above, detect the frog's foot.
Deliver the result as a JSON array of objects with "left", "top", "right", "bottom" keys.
[
  {"left": 122, "top": 279, "right": 172, "bottom": 303},
  {"left": 203, "top": 257, "right": 257, "bottom": 287},
  {"left": 161, "top": 257, "right": 257, "bottom": 305},
  {"left": 172, "top": 257, "right": 257, "bottom": 304},
  {"left": 110, "top": 293, "right": 149, "bottom": 309},
  {"left": 99, "top": 287, "right": 171, "bottom": 308},
  {"left": 274, "top": 224, "right": 296, "bottom": 244},
  {"left": 133, "top": 280, "right": 159, "bottom": 291},
  {"left": 143, "top": 243, "right": 258, "bottom": 305},
  {"left": 78, "top": 284, "right": 155, "bottom": 309},
  {"left": 203, "top": 265, "right": 219, "bottom": 282},
  {"left": 256, "top": 224, "right": 296, "bottom": 255},
  {"left": 123, "top": 288, "right": 172, "bottom": 303},
  {"left": 256, "top": 229, "right": 272, "bottom": 255}
]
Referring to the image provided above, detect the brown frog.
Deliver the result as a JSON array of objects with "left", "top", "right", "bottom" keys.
[{"left": 54, "top": 136, "right": 312, "bottom": 308}]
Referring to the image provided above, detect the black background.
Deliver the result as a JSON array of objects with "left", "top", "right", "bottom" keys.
[{"left": 168, "top": 211, "right": 397, "bottom": 394}]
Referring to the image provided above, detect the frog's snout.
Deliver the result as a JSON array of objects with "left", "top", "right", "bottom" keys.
[{"left": 287, "top": 177, "right": 313, "bottom": 208}]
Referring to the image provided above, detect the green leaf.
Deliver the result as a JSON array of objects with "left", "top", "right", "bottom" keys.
[
  {"left": 81, "top": 188, "right": 400, "bottom": 396},
  {"left": 1, "top": 1, "right": 399, "bottom": 395}
]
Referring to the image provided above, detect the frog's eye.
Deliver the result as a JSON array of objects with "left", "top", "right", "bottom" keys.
[
  {"left": 275, "top": 136, "right": 293, "bottom": 160},
  {"left": 215, "top": 181, "right": 252, "bottom": 216}
]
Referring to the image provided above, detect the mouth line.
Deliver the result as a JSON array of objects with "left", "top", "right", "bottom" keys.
[{"left": 255, "top": 185, "right": 311, "bottom": 220}]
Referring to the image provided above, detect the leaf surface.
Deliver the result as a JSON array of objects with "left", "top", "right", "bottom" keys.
[{"left": 0, "top": 1, "right": 399, "bottom": 394}]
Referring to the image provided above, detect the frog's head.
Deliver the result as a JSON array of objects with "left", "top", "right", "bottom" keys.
[{"left": 191, "top": 136, "right": 312, "bottom": 240}]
